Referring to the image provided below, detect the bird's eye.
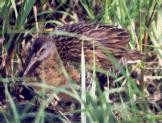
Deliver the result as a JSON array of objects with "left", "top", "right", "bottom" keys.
[
  {"left": 37, "top": 48, "right": 46, "bottom": 56},
  {"left": 33, "top": 48, "right": 46, "bottom": 57},
  {"left": 40, "top": 48, "right": 46, "bottom": 53}
]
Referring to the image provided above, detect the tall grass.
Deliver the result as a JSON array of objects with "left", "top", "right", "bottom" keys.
[{"left": 0, "top": 0, "right": 162, "bottom": 123}]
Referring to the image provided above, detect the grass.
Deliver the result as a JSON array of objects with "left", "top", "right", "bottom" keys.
[{"left": 0, "top": 0, "right": 162, "bottom": 123}]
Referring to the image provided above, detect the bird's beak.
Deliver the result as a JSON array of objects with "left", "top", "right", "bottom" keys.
[{"left": 22, "top": 55, "right": 37, "bottom": 76}]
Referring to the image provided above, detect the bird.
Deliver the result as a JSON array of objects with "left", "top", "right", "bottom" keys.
[{"left": 21, "top": 22, "right": 143, "bottom": 100}]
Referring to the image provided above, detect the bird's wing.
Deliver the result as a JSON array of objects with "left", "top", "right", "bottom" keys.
[{"left": 83, "top": 25, "right": 130, "bottom": 47}]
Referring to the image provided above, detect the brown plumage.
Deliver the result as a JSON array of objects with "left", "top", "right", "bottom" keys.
[{"left": 22, "top": 22, "right": 142, "bottom": 94}]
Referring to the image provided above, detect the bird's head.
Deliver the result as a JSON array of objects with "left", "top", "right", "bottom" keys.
[{"left": 22, "top": 36, "right": 55, "bottom": 76}]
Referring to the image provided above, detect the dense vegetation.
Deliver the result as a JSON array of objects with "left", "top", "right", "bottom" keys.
[{"left": 0, "top": 0, "right": 162, "bottom": 123}]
